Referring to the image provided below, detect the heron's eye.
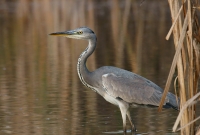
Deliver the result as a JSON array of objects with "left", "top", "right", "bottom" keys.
[{"left": 77, "top": 31, "right": 83, "bottom": 34}]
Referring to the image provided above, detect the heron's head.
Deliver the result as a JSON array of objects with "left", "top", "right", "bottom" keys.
[{"left": 49, "top": 27, "right": 96, "bottom": 40}]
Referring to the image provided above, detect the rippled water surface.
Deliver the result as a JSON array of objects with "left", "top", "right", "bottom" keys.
[{"left": 0, "top": 0, "right": 181, "bottom": 135}]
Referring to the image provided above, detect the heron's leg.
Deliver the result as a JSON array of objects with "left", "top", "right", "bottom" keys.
[
  {"left": 126, "top": 110, "right": 136, "bottom": 132},
  {"left": 121, "top": 109, "right": 127, "bottom": 132},
  {"left": 118, "top": 102, "right": 129, "bottom": 132}
]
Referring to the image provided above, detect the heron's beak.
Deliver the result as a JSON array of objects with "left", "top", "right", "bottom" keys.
[{"left": 49, "top": 31, "right": 76, "bottom": 37}]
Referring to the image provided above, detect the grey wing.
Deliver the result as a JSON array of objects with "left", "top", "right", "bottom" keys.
[{"left": 102, "top": 73, "right": 169, "bottom": 106}]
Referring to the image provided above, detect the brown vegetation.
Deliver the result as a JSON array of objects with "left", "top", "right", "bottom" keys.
[{"left": 158, "top": 0, "right": 200, "bottom": 135}]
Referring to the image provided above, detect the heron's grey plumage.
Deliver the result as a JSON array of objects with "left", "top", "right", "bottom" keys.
[
  {"left": 102, "top": 73, "right": 177, "bottom": 108},
  {"left": 50, "top": 27, "right": 179, "bottom": 133}
]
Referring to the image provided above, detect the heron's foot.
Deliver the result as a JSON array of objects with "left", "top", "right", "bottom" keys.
[
  {"left": 123, "top": 128, "right": 127, "bottom": 135},
  {"left": 123, "top": 127, "right": 127, "bottom": 133},
  {"left": 132, "top": 126, "right": 137, "bottom": 132},
  {"left": 131, "top": 124, "right": 137, "bottom": 135}
]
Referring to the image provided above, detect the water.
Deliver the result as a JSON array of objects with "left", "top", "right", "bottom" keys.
[{"left": 0, "top": 0, "right": 180, "bottom": 135}]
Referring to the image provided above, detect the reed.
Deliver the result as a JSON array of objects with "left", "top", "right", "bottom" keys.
[{"left": 158, "top": 0, "right": 200, "bottom": 134}]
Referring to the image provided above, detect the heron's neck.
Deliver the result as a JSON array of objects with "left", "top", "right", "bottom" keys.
[{"left": 77, "top": 38, "right": 97, "bottom": 90}]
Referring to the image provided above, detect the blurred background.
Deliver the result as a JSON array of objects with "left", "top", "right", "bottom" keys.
[{"left": 0, "top": 0, "right": 180, "bottom": 135}]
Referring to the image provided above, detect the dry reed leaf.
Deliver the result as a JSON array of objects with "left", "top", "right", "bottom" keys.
[
  {"left": 193, "top": 6, "right": 200, "bottom": 11},
  {"left": 188, "top": 0, "right": 193, "bottom": 47},
  {"left": 193, "top": 40, "right": 200, "bottom": 76},
  {"left": 173, "top": 92, "right": 200, "bottom": 132},
  {"left": 174, "top": 76, "right": 179, "bottom": 106},
  {"left": 158, "top": 11, "right": 189, "bottom": 112},
  {"left": 176, "top": 116, "right": 200, "bottom": 132},
  {"left": 166, "top": 5, "right": 183, "bottom": 40}
]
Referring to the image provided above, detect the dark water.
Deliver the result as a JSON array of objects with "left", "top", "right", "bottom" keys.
[{"left": 0, "top": 0, "right": 180, "bottom": 135}]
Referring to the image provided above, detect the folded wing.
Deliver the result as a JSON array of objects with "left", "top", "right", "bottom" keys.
[{"left": 102, "top": 73, "right": 170, "bottom": 106}]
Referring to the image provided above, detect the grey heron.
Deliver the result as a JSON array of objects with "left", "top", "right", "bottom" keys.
[{"left": 49, "top": 27, "right": 179, "bottom": 133}]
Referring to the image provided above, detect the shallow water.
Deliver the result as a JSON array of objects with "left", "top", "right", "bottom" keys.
[{"left": 0, "top": 0, "right": 181, "bottom": 135}]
